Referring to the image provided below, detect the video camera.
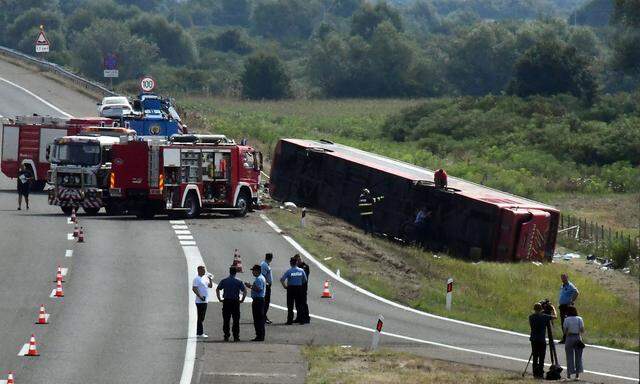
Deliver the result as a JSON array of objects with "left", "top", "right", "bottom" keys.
[{"left": 538, "top": 298, "right": 553, "bottom": 314}]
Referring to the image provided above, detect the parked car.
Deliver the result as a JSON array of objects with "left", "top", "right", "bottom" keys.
[{"left": 97, "top": 96, "right": 134, "bottom": 118}]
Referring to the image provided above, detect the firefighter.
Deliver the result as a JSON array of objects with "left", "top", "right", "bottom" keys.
[
  {"left": 280, "top": 257, "right": 307, "bottom": 325},
  {"left": 358, "top": 188, "right": 384, "bottom": 235},
  {"left": 434, "top": 169, "right": 448, "bottom": 189}
]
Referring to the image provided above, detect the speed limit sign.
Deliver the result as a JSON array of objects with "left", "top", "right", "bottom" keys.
[{"left": 140, "top": 76, "right": 156, "bottom": 92}]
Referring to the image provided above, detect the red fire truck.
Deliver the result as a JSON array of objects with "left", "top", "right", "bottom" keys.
[
  {"left": 1, "top": 116, "right": 112, "bottom": 190},
  {"left": 109, "top": 134, "right": 262, "bottom": 219}
]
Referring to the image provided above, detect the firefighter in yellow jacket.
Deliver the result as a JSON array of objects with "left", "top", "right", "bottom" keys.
[{"left": 358, "top": 188, "right": 384, "bottom": 235}]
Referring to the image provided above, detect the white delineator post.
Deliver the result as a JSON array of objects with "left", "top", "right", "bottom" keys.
[
  {"left": 446, "top": 277, "right": 453, "bottom": 311},
  {"left": 301, "top": 207, "right": 306, "bottom": 228},
  {"left": 370, "top": 315, "right": 384, "bottom": 351}
]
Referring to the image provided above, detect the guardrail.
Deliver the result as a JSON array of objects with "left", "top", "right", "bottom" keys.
[{"left": 0, "top": 45, "right": 117, "bottom": 97}]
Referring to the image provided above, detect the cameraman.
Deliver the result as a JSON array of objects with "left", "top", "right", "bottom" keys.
[{"left": 529, "top": 301, "right": 557, "bottom": 378}]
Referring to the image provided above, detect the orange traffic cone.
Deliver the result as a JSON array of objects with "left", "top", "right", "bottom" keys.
[
  {"left": 232, "top": 249, "right": 243, "bottom": 272},
  {"left": 77, "top": 227, "right": 84, "bottom": 243},
  {"left": 26, "top": 334, "right": 39, "bottom": 356},
  {"left": 321, "top": 280, "right": 333, "bottom": 298},
  {"left": 71, "top": 208, "right": 77, "bottom": 223},
  {"left": 6, "top": 371, "right": 15, "bottom": 384},
  {"left": 55, "top": 266, "right": 64, "bottom": 283},
  {"left": 54, "top": 280, "right": 64, "bottom": 297},
  {"left": 36, "top": 304, "right": 48, "bottom": 325},
  {"left": 73, "top": 223, "right": 79, "bottom": 238}
]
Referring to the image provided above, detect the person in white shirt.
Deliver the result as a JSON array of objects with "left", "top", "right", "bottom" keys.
[
  {"left": 563, "top": 306, "right": 585, "bottom": 380},
  {"left": 192, "top": 266, "right": 213, "bottom": 338}
]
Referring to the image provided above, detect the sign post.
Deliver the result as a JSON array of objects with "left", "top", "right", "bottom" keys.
[
  {"left": 140, "top": 76, "right": 156, "bottom": 93},
  {"left": 370, "top": 315, "right": 384, "bottom": 351},
  {"left": 446, "top": 277, "right": 453, "bottom": 311},
  {"left": 103, "top": 53, "right": 119, "bottom": 89},
  {"left": 34, "top": 25, "right": 50, "bottom": 55},
  {"left": 301, "top": 207, "right": 306, "bottom": 228}
]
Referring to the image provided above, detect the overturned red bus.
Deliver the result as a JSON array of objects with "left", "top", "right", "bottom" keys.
[{"left": 269, "top": 139, "right": 559, "bottom": 262}]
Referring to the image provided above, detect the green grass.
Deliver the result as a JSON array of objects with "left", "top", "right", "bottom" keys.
[
  {"left": 268, "top": 208, "right": 640, "bottom": 351},
  {"left": 303, "top": 346, "right": 540, "bottom": 384}
]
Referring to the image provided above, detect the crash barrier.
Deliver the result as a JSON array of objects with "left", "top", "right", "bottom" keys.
[
  {"left": 558, "top": 213, "right": 639, "bottom": 267},
  {"left": 0, "top": 45, "right": 117, "bottom": 97}
]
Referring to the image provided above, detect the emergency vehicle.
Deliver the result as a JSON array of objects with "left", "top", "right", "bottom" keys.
[
  {"left": 47, "top": 127, "right": 136, "bottom": 215},
  {"left": 1, "top": 116, "right": 113, "bottom": 190},
  {"left": 109, "top": 134, "right": 262, "bottom": 219}
]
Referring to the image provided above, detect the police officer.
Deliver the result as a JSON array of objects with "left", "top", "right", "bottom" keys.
[
  {"left": 280, "top": 257, "right": 307, "bottom": 325},
  {"left": 245, "top": 265, "right": 266, "bottom": 341},
  {"left": 215, "top": 266, "right": 247, "bottom": 342},
  {"left": 293, "top": 254, "right": 311, "bottom": 324},
  {"left": 358, "top": 188, "right": 383, "bottom": 235},
  {"left": 260, "top": 253, "right": 274, "bottom": 324}
]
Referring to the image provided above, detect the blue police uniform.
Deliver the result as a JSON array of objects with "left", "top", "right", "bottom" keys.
[
  {"left": 217, "top": 275, "right": 246, "bottom": 340},
  {"left": 251, "top": 274, "right": 267, "bottom": 340},
  {"left": 260, "top": 260, "right": 273, "bottom": 321},
  {"left": 281, "top": 266, "right": 307, "bottom": 324}
]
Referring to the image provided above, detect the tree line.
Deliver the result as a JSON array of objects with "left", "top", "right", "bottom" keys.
[{"left": 0, "top": 0, "right": 637, "bottom": 101}]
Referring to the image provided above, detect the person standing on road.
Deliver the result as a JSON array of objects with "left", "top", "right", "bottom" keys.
[
  {"left": 16, "top": 164, "right": 32, "bottom": 211},
  {"left": 528, "top": 301, "right": 557, "bottom": 378},
  {"left": 192, "top": 266, "right": 213, "bottom": 338},
  {"left": 293, "top": 254, "right": 311, "bottom": 324},
  {"left": 280, "top": 257, "right": 307, "bottom": 325},
  {"left": 357, "top": 188, "right": 384, "bottom": 235},
  {"left": 261, "top": 253, "right": 274, "bottom": 324},
  {"left": 563, "top": 306, "right": 585, "bottom": 381},
  {"left": 245, "top": 265, "right": 266, "bottom": 341},
  {"left": 558, "top": 273, "right": 579, "bottom": 343},
  {"left": 216, "top": 266, "right": 246, "bottom": 342}
]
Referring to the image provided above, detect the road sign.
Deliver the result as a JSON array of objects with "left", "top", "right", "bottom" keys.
[
  {"left": 34, "top": 27, "right": 49, "bottom": 53},
  {"left": 140, "top": 76, "right": 156, "bottom": 93},
  {"left": 104, "top": 70, "right": 119, "bottom": 78},
  {"left": 103, "top": 53, "right": 119, "bottom": 78},
  {"left": 370, "top": 314, "right": 384, "bottom": 351}
]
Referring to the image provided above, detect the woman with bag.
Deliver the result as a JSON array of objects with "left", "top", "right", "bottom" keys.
[{"left": 563, "top": 306, "right": 585, "bottom": 380}]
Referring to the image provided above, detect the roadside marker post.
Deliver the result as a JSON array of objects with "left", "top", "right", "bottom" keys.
[
  {"left": 446, "top": 277, "right": 453, "bottom": 311},
  {"left": 301, "top": 207, "right": 306, "bottom": 228},
  {"left": 370, "top": 315, "right": 384, "bottom": 351}
]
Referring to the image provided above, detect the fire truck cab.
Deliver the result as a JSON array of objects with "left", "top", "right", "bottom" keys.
[{"left": 110, "top": 134, "right": 262, "bottom": 219}]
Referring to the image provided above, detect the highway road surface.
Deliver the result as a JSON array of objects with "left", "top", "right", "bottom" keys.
[{"left": 0, "top": 57, "right": 638, "bottom": 384}]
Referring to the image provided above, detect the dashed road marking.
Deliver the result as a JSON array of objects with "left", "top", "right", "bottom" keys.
[
  {"left": 180, "top": 240, "right": 197, "bottom": 246},
  {"left": 170, "top": 220, "right": 186, "bottom": 225},
  {"left": 175, "top": 230, "right": 191, "bottom": 235},
  {"left": 178, "top": 235, "right": 194, "bottom": 240},
  {"left": 67, "top": 233, "right": 74, "bottom": 241},
  {"left": 172, "top": 225, "right": 188, "bottom": 230},
  {"left": 65, "top": 249, "right": 73, "bottom": 258}
]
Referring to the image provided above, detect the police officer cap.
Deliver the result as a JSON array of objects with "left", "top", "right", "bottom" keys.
[{"left": 251, "top": 264, "right": 261, "bottom": 271}]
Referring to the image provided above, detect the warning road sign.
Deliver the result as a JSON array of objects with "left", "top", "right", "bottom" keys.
[{"left": 34, "top": 28, "right": 50, "bottom": 53}]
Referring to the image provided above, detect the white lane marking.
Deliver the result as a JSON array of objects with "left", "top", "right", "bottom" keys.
[
  {"left": 17, "top": 344, "right": 29, "bottom": 356},
  {"left": 0, "top": 76, "right": 73, "bottom": 118},
  {"left": 66, "top": 217, "right": 73, "bottom": 224},
  {"left": 269, "top": 302, "right": 639, "bottom": 382},
  {"left": 67, "top": 233, "right": 74, "bottom": 240},
  {"left": 65, "top": 249, "right": 73, "bottom": 258},
  {"left": 178, "top": 235, "right": 194, "bottom": 240},
  {"left": 180, "top": 240, "right": 197, "bottom": 246},
  {"left": 175, "top": 230, "right": 191, "bottom": 235},
  {"left": 170, "top": 220, "right": 186, "bottom": 224},
  {"left": 179, "top": 245, "right": 205, "bottom": 384},
  {"left": 260, "top": 214, "right": 638, "bottom": 356},
  {"left": 173, "top": 224, "right": 189, "bottom": 230}
]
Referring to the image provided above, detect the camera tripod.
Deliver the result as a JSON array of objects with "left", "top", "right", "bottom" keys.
[{"left": 522, "top": 322, "right": 563, "bottom": 379}]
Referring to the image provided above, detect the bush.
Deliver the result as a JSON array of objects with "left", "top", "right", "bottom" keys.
[{"left": 241, "top": 52, "right": 291, "bottom": 100}]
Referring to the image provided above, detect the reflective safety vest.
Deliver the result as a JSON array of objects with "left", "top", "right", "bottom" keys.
[{"left": 358, "top": 194, "right": 383, "bottom": 216}]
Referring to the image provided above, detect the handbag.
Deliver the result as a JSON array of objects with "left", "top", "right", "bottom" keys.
[{"left": 576, "top": 338, "right": 586, "bottom": 349}]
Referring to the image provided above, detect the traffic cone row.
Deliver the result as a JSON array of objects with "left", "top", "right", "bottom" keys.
[
  {"left": 73, "top": 223, "right": 79, "bottom": 238},
  {"left": 232, "top": 249, "right": 244, "bottom": 272},
  {"left": 5, "top": 372, "right": 14, "bottom": 384},
  {"left": 36, "top": 305, "right": 48, "bottom": 325},
  {"left": 77, "top": 227, "right": 84, "bottom": 243},
  {"left": 26, "top": 334, "right": 39, "bottom": 356},
  {"left": 70, "top": 207, "right": 77, "bottom": 223},
  {"left": 55, "top": 266, "right": 64, "bottom": 283},
  {"left": 321, "top": 280, "right": 333, "bottom": 298},
  {"left": 54, "top": 280, "right": 64, "bottom": 298}
]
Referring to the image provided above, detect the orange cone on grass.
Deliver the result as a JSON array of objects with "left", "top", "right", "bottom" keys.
[
  {"left": 321, "top": 280, "right": 333, "bottom": 298},
  {"left": 36, "top": 304, "right": 48, "bottom": 324},
  {"left": 26, "top": 334, "right": 39, "bottom": 356}
]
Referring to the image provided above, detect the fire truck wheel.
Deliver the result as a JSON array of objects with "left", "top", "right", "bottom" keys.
[
  {"left": 105, "top": 203, "right": 123, "bottom": 216},
  {"left": 184, "top": 192, "right": 201, "bottom": 219},
  {"left": 83, "top": 207, "right": 100, "bottom": 216},
  {"left": 234, "top": 193, "right": 250, "bottom": 217},
  {"left": 61, "top": 206, "right": 73, "bottom": 215}
]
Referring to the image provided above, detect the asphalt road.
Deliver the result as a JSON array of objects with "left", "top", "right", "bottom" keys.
[{"left": 0, "top": 57, "right": 637, "bottom": 384}]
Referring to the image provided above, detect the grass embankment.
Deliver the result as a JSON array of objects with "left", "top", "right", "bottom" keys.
[
  {"left": 268, "top": 208, "right": 639, "bottom": 351},
  {"left": 303, "top": 346, "right": 539, "bottom": 384}
]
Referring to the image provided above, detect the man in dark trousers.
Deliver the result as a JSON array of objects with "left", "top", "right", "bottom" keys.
[
  {"left": 260, "top": 253, "right": 274, "bottom": 324},
  {"left": 215, "top": 266, "right": 246, "bottom": 342},
  {"left": 280, "top": 257, "right": 307, "bottom": 325},
  {"left": 357, "top": 188, "right": 384, "bottom": 235},
  {"left": 529, "top": 301, "right": 557, "bottom": 378},
  {"left": 293, "top": 254, "right": 311, "bottom": 324},
  {"left": 558, "top": 273, "right": 579, "bottom": 343},
  {"left": 192, "top": 266, "right": 213, "bottom": 338},
  {"left": 245, "top": 265, "right": 266, "bottom": 341},
  {"left": 16, "top": 164, "right": 32, "bottom": 210}
]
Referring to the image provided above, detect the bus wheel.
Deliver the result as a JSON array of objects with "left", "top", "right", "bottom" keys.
[
  {"left": 184, "top": 192, "right": 201, "bottom": 219},
  {"left": 83, "top": 207, "right": 100, "bottom": 216}
]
